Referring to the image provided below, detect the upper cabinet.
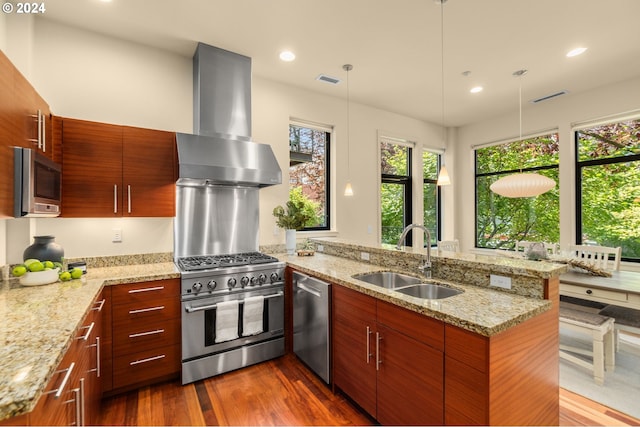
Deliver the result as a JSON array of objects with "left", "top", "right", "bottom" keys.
[
  {"left": 61, "top": 117, "right": 176, "bottom": 218},
  {"left": 0, "top": 50, "right": 56, "bottom": 218}
]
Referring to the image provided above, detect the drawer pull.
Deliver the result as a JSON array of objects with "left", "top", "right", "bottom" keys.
[
  {"left": 130, "top": 354, "right": 165, "bottom": 366},
  {"left": 128, "top": 286, "right": 165, "bottom": 294},
  {"left": 92, "top": 299, "right": 106, "bottom": 312},
  {"left": 129, "top": 305, "right": 165, "bottom": 315},
  {"left": 129, "top": 329, "right": 165, "bottom": 339},
  {"left": 77, "top": 322, "right": 95, "bottom": 341},
  {"left": 88, "top": 336, "right": 101, "bottom": 378},
  {"left": 45, "top": 362, "right": 75, "bottom": 398}
]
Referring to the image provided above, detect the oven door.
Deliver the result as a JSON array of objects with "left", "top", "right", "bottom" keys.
[{"left": 181, "top": 285, "right": 284, "bottom": 361}]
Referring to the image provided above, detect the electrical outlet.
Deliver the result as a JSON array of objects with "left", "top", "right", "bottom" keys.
[
  {"left": 112, "top": 228, "right": 122, "bottom": 243},
  {"left": 361, "top": 252, "right": 370, "bottom": 261},
  {"left": 317, "top": 245, "right": 324, "bottom": 252},
  {"left": 490, "top": 274, "right": 511, "bottom": 289}
]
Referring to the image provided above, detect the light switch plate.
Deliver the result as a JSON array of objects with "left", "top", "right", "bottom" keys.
[
  {"left": 317, "top": 245, "right": 324, "bottom": 252},
  {"left": 112, "top": 228, "right": 122, "bottom": 243},
  {"left": 490, "top": 274, "right": 511, "bottom": 289},
  {"left": 361, "top": 252, "right": 370, "bottom": 261}
]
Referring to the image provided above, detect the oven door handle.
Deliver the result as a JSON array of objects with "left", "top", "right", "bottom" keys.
[{"left": 184, "top": 291, "right": 284, "bottom": 313}]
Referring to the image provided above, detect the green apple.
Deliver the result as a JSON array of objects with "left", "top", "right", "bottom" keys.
[
  {"left": 59, "top": 271, "right": 72, "bottom": 281},
  {"left": 70, "top": 268, "right": 83, "bottom": 279},
  {"left": 12, "top": 265, "right": 27, "bottom": 277},
  {"left": 28, "top": 261, "right": 44, "bottom": 272}
]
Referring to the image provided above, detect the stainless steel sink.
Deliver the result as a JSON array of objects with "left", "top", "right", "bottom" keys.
[
  {"left": 353, "top": 271, "right": 422, "bottom": 289},
  {"left": 395, "top": 283, "right": 463, "bottom": 299}
]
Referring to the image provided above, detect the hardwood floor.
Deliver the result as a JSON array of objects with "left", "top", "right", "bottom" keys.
[{"left": 98, "top": 354, "right": 640, "bottom": 426}]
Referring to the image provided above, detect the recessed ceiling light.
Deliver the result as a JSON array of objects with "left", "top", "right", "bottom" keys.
[
  {"left": 566, "top": 47, "right": 587, "bottom": 57},
  {"left": 279, "top": 51, "right": 296, "bottom": 62},
  {"left": 470, "top": 86, "right": 483, "bottom": 94}
]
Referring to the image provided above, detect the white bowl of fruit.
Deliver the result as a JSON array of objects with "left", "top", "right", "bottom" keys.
[{"left": 12, "top": 259, "right": 83, "bottom": 286}]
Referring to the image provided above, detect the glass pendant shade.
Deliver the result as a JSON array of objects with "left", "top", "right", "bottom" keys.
[
  {"left": 436, "top": 165, "right": 451, "bottom": 186},
  {"left": 489, "top": 173, "right": 555, "bottom": 198},
  {"left": 344, "top": 182, "right": 354, "bottom": 197}
]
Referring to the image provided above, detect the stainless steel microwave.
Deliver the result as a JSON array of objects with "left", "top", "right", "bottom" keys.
[{"left": 14, "top": 147, "right": 62, "bottom": 217}]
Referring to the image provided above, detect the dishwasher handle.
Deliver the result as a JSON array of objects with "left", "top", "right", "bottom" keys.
[{"left": 297, "top": 282, "right": 322, "bottom": 298}]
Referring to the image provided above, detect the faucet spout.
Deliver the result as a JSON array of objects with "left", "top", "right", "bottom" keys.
[{"left": 396, "top": 224, "right": 432, "bottom": 278}]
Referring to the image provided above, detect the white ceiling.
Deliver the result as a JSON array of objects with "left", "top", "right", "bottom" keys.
[{"left": 39, "top": 0, "right": 640, "bottom": 127}]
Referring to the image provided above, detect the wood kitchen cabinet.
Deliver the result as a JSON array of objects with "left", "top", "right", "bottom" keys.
[
  {"left": 61, "top": 117, "right": 176, "bottom": 218},
  {"left": 105, "top": 279, "right": 180, "bottom": 394},
  {"left": 332, "top": 285, "right": 444, "bottom": 425},
  {"left": 29, "top": 292, "right": 105, "bottom": 426},
  {"left": 0, "top": 50, "right": 55, "bottom": 218}
]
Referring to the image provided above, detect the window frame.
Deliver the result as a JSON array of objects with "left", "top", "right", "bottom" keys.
[
  {"left": 288, "top": 119, "right": 332, "bottom": 232},
  {"left": 574, "top": 118, "right": 640, "bottom": 263},
  {"left": 422, "top": 149, "right": 443, "bottom": 245},
  {"left": 474, "top": 132, "right": 560, "bottom": 250},
  {"left": 380, "top": 140, "right": 413, "bottom": 246}
]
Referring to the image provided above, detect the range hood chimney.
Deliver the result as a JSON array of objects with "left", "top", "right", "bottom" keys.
[{"left": 176, "top": 43, "right": 281, "bottom": 187}]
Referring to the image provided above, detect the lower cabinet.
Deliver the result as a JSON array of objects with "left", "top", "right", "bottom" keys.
[
  {"left": 332, "top": 285, "right": 444, "bottom": 425},
  {"left": 105, "top": 278, "right": 181, "bottom": 393},
  {"left": 29, "top": 292, "right": 105, "bottom": 426}
]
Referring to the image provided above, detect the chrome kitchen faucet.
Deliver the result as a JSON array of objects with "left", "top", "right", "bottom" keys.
[{"left": 396, "top": 224, "right": 432, "bottom": 278}]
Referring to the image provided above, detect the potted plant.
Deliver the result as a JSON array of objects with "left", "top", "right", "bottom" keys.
[{"left": 273, "top": 199, "right": 313, "bottom": 254}]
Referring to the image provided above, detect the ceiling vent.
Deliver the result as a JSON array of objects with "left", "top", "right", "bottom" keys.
[
  {"left": 316, "top": 74, "right": 342, "bottom": 85},
  {"left": 529, "top": 90, "right": 569, "bottom": 104}
]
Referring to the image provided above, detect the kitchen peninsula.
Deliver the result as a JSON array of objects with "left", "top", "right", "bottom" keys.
[{"left": 283, "top": 237, "right": 566, "bottom": 425}]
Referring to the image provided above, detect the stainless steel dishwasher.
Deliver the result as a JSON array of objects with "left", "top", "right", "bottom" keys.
[{"left": 292, "top": 271, "right": 331, "bottom": 384}]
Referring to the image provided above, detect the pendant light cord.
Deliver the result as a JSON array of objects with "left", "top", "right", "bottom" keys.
[{"left": 343, "top": 64, "right": 353, "bottom": 182}]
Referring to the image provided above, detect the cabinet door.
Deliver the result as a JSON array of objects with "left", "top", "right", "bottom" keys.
[
  {"left": 0, "top": 52, "right": 16, "bottom": 218},
  {"left": 61, "top": 118, "right": 123, "bottom": 217},
  {"left": 83, "top": 295, "right": 106, "bottom": 426},
  {"left": 332, "top": 286, "right": 377, "bottom": 417},
  {"left": 376, "top": 324, "right": 444, "bottom": 426},
  {"left": 122, "top": 126, "right": 176, "bottom": 217}
]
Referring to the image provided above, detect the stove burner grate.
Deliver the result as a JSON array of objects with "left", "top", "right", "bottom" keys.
[{"left": 177, "top": 252, "right": 279, "bottom": 272}]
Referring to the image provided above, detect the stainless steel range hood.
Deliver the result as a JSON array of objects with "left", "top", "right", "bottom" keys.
[
  {"left": 176, "top": 42, "right": 281, "bottom": 187},
  {"left": 176, "top": 132, "right": 281, "bottom": 187}
]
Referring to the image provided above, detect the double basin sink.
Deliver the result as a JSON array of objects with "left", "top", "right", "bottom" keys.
[{"left": 353, "top": 271, "right": 462, "bottom": 300}]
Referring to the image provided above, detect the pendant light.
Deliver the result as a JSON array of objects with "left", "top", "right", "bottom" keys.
[
  {"left": 436, "top": 0, "right": 451, "bottom": 186},
  {"left": 343, "top": 63, "right": 354, "bottom": 197},
  {"left": 489, "top": 69, "right": 555, "bottom": 198}
]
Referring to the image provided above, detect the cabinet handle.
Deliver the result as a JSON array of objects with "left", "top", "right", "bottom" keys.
[
  {"left": 129, "top": 329, "right": 165, "bottom": 339},
  {"left": 127, "top": 185, "right": 131, "bottom": 213},
  {"left": 79, "top": 378, "right": 86, "bottom": 426},
  {"left": 128, "top": 285, "right": 164, "bottom": 294},
  {"left": 129, "top": 305, "right": 165, "bottom": 315},
  {"left": 92, "top": 299, "right": 105, "bottom": 312},
  {"left": 88, "top": 336, "right": 101, "bottom": 378},
  {"left": 41, "top": 111, "right": 46, "bottom": 153},
  {"left": 130, "top": 354, "right": 165, "bottom": 366},
  {"left": 376, "top": 332, "right": 382, "bottom": 371},
  {"left": 366, "top": 326, "right": 373, "bottom": 364},
  {"left": 113, "top": 185, "right": 118, "bottom": 214},
  {"left": 45, "top": 362, "right": 75, "bottom": 398},
  {"left": 77, "top": 322, "right": 95, "bottom": 341}
]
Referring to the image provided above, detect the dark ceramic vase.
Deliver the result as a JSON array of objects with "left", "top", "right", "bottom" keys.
[{"left": 23, "top": 235, "right": 65, "bottom": 263}]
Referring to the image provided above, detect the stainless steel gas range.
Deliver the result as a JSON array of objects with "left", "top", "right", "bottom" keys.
[{"left": 178, "top": 252, "right": 285, "bottom": 384}]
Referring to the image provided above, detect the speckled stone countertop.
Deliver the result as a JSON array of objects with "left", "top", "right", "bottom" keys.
[
  {"left": 281, "top": 252, "right": 552, "bottom": 337},
  {"left": 0, "top": 262, "right": 179, "bottom": 421}
]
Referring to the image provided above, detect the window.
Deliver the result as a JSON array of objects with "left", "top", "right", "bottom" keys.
[
  {"left": 475, "top": 133, "right": 560, "bottom": 249},
  {"left": 576, "top": 119, "right": 640, "bottom": 261},
  {"left": 423, "top": 151, "right": 441, "bottom": 246},
  {"left": 380, "top": 140, "right": 412, "bottom": 245},
  {"left": 289, "top": 121, "right": 331, "bottom": 230}
]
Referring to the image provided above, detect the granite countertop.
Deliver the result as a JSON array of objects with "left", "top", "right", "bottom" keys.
[
  {"left": 0, "top": 262, "right": 179, "bottom": 421},
  {"left": 281, "top": 252, "right": 552, "bottom": 337},
  {"left": 0, "top": 248, "right": 557, "bottom": 422}
]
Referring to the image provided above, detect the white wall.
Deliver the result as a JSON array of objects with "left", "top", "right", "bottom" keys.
[
  {"left": 3, "top": 17, "right": 448, "bottom": 262},
  {"left": 454, "top": 76, "right": 640, "bottom": 269}
]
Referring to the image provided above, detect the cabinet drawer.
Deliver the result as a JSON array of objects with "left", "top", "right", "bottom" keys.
[
  {"left": 561, "top": 283, "right": 628, "bottom": 304},
  {"left": 111, "top": 279, "right": 179, "bottom": 306},
  {"left": 112, "top": 344, "right": 180, "bottom": 389},
  {"left": 113, "top": 318, "right": 180, "bottom": 354},
  {"left": 112, "top": 296, "right": 179, "bottom": 324}
]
